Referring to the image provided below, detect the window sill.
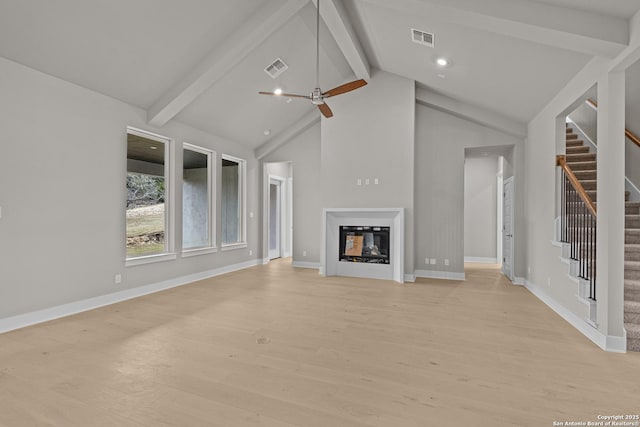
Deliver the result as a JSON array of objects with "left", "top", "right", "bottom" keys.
[
  {"left": 220, "top": 242, "right": 248, "bottom": 252},
  {"left": 181, "top": 247, "right": 218, "bottom": 258},
  {"left": 126, "top": 252, "right": 177, "bottom": 267}
]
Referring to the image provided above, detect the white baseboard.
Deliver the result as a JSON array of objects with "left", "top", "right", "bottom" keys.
[
  {"left": 404, "top": 274, "right": 416, "bottom": 282},
  {"left": 0, "top": 259, "right": 261, "bottom": 335},
  {"left": 523, "top": 279, "right": 626, "bottom": 353},
  {"left": 291, "top": 261, "right": 321, "bottom": 270},
  {"left": 512, "top": 277, "right": 525, "bottom": 285},
  {"left": 464, "top": 257, "right": 498, "bottom": 264},
  {"left": 414, "top": 269, "right": 465, "bottom": 281}
]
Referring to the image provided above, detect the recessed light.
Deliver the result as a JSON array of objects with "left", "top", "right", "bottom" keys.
[
  {"left": 436, "top": 58, "right": 448, "bottom": 67},
  {"left": 149, "top": 146, "right": 158, "bottom": 150},
  {"left": 274, "top": 88, "right": 283, "bottom": 95},
  {"left": 263, "top": 129, "right": 271, "bottom": 136}
]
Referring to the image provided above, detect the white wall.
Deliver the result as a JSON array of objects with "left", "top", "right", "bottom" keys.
[
  {"left": 0, "top": 57, "right": 259, "bottom": 320},
  {"left": 321, "top": 70, "right": 416, "bottom": 274},
  {"left": 464, "top": 156, "right": 499, "bottom": 261},
  {"left": 415, "top": 105, "right": 525, "bottom": 276}
]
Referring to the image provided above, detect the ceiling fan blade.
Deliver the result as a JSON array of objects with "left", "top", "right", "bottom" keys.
[
  {"left": 258, "top": 91, "right": 310, "bottom": 99},
  {"left": 318, "top": 103, "right": 333, "bottom": 118},
  {"left": 323, "top": 79, "right": 367, "bottom": 97}
]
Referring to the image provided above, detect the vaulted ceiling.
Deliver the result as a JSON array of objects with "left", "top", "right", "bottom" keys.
[{"left": 1, "top": 0, "right": 639, "bottom": 149}]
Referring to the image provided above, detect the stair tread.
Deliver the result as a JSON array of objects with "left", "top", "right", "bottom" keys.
[
  {"left": 625, "top": 300, "right": 640, "bottom": 313},
  {"left": 625, "top": 279, "right": 640, "bottom": 288},
  {"left": 625, "top": 323, "right": 640, "bottom": 339},
  {"left": 625, "top": 244, "right": 640, "bottom": 250},
  {"left": 624, "top": 260, "right": 640, "bottom": 268}
]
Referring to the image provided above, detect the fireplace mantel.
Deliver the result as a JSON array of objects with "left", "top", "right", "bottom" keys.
[{"left": 321, "top": 208, "right": 404, "bottom": 283}]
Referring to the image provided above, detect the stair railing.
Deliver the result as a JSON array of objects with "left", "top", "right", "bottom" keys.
[{"left": 557, "top": 155, "right": 597, "bottom": 300}]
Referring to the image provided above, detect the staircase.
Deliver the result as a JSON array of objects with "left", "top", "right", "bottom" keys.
[{"left": 565, "top": 125, "right": 640, "bottom": 352}]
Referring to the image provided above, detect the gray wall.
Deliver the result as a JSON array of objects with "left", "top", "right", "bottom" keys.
[
  {"left": 262, "top": 123, "right": 322, "bottom": 264},
  {"left": 0, "top": 56, "right": 258, "bottom": 320},
  {"left": 415, "top": 104, "right": 525, "bottom": 276},
  {"left": 464, "top": 156, "right": 498, "bottom": 260},
  {"left": 321, "top": 69, "right": 416, "bottom": 274}
]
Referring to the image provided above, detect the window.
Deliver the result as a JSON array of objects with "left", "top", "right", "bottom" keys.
[
  {"left": 126, "top": 128, "right": 173, "bottom": 262},
  {"left": 182, "top": 143, "right": 215, "bottom": 253},
  {"left": 221, "top": 155, "right": 246, "bottom": 247}
]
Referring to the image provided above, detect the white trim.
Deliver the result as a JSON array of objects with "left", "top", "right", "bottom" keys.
[
  {"left": 523, "top": 279, "right": 626, "bottom": 353},
  {"left": 512, "top": 277, "right": 525, "bottom": 285},
  {"left": 404, "top": 274, "right": 416, "bottom": 282},
  {"left": 220, "top": 242, "right": 248, "bottom": 251},
  {"left": 262, "top": 257, "right": 270, "bottom": 265},
  {"left": 181, "top": 247, "right": 218, "bottom": 258},
  {"left": 0, "top": 259, "right": 261, "bottom": 335},
  {"left": 125, "top": 252, "right": 177, "bottom": 267},
  {"left": 291, "top": 261, "right": 321, "bottom": 270},
  {"left": 414, "top": 269, "right": 465, "bottom": 281},
  {"left": 464, "top": 257, "right": 498, "bottom": 264}
]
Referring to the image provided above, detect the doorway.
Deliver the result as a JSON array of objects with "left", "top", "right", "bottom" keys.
[
  {"left": 268, "top": 177, "right": 283, "bottom": 260},
  {"left": 502, "top": 176, "right": 515, "bottom": 280}
]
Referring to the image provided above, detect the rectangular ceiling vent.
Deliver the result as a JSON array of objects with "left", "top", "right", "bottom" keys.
[
  {"left": 411, "top": 29, "right": 434, "bottom": 47},
  {"left": 264, "top": 58, "right": 288, "bottom": 79}
]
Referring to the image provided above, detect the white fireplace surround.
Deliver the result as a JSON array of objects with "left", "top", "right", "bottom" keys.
[{"left": 321, "top": 208, "right": 405, "bottom": 283}]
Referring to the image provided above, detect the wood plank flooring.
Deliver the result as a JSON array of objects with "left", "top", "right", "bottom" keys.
[{"left": 1, "top": 260, "right": 639, "bottom": 426}]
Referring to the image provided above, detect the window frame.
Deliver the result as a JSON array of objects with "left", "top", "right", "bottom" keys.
[
  {"left": 125, "top": 126, "right": 176, "bottom": 267},
  {"left": 220, "top": 154, "right": 247, "bottom": 250},
  {"left": 181, "top": 142, "right": 217, "bottom": 257}
]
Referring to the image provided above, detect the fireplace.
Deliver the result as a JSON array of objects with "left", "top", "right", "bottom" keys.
[
  {"left": 322, "top": 208, "right": 404, "bottom": 283},
  {"left": 339, "top": 226, "right": 390, "bottom": 264}
]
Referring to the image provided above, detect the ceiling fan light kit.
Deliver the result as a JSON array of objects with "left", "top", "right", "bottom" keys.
[{"left": 258, "top": 0, "right": 367, "bottom": 118}]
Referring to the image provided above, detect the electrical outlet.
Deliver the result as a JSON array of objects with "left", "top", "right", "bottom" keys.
[
  {"left": 249, "top": 211, "right": 254, "bottom": 218},
  {"left": 374, "top": 178, "right": 379, "bottom": 185},
  {"left": 365, "top": 178, "right": 370, "bottom": 185},
  {"left": 357, "top": 179, "right": 362, "bottom": 186},
  {"left": 303, "top": 250, "right": 307, "bottom": 257},
  {"left": 115, "top": 274, "right": 122, "bottom": 284},
  {"left": 430, "top": 258, "right": 436, "bottom": 265},
  {"left": 249, "top": 250, "right": 253, "bottom": 256},
  {"left": 444, "top": 259, "right": 449, "bottom": 266}
]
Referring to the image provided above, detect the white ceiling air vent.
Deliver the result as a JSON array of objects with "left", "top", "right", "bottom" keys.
[
  {"left": 411, "top": 29, "right": 434, "bottom": 47},
  {"left": 264, "top": 57, "right": 288, "bottom": 79}
]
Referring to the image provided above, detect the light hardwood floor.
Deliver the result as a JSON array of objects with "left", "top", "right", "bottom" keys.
[{"left": 1, "top": 261, "right": 639, "bottom": 426}]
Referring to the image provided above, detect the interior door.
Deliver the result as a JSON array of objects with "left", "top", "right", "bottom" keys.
[
  {"left": 268, "top": 179, "right": 281, "bottom": 260},
  {"left": 502, "top": 177, "right": 514, "bottom": 280}
]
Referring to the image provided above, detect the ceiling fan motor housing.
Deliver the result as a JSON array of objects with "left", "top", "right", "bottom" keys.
[{"left": 311, "top": 88, "right": 325, "bottom": 105}]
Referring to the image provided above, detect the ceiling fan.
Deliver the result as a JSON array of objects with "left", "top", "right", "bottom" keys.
[{"left": 258, "top": 0, "right": 367, "bottom": 118}]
